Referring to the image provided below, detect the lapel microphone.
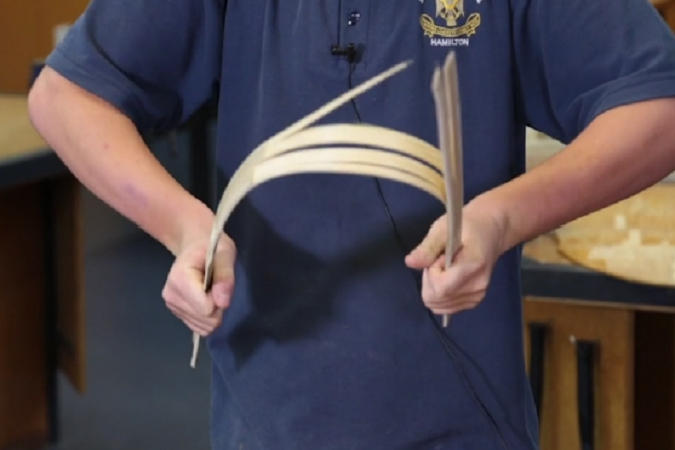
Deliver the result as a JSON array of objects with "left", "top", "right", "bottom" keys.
[{"left": 331, "top": 43, "right": 357, "bottom": 63}]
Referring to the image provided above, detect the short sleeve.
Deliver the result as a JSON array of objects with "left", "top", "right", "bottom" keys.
[
  {"left": 512, "top": 0, "right": 675, "bottom": 144},
  {"left": 45, "top": 0, "right": 224, "bottom": 133}
]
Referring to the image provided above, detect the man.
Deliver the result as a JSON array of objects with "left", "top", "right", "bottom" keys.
[{"left": 28, "top": 0, "right": 675, "bottom": 448}]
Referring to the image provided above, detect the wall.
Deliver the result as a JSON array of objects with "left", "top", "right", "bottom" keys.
[{"left": 0, "top": 0, "right": 89, "bottom": 93}]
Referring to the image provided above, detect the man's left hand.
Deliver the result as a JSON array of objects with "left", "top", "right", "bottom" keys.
[{"left": 405, "top": 202, "right": 508, "bottom": 316}]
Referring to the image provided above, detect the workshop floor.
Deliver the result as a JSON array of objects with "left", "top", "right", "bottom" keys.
[{"left": 50, "top": 230, "right": 213, "bottom": 450}]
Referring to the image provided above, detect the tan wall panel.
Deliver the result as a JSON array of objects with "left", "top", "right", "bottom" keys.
[{"left": 0, "top": 0, "right": 89, "bottom": 93}]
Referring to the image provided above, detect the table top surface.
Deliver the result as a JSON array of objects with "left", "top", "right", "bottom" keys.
[
  {"left": 0, "top": 95, "right": 50, "bottom": 163},
  {"left": 0, "top": 94, "right": 66, "bottom": 190},
  {"left": 522, "top": 234, "right": 675, "bottom": 311}
]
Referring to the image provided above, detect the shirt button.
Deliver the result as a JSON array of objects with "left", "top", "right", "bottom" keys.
[{"left": 348, "top": 11, "right": 361, "bottom": 26}]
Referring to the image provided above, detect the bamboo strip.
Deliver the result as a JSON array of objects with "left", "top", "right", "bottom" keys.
[
  {"left": 431, "top": 52, "right": 464, "bottom": 328},
  {"left": 190, "top": 55, "right": 463, "bottom": 367}
]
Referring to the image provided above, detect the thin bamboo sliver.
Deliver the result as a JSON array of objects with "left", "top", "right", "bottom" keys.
[{"left": 190, "top": 54, "right": 463, "bottom": 367}]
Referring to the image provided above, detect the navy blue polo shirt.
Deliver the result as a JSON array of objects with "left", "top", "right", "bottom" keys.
[{"left": 46, "top": 0, "right": 675, "bottom": 449}]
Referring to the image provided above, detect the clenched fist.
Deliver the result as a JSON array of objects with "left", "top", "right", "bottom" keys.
[
  {"left": 162, "top": 233, "right": 236, "bottom": 336},
  {"left": 405, "top": 202, "right": 507, "bottom": 316}
]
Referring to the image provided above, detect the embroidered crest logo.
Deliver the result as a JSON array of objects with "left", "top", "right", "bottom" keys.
[{"left": 420, "top": 0, "right": 481, "bottom": 47}]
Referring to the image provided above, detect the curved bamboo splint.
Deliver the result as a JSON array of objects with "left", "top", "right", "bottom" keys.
[{"left": 190, "top": 53, "right": 463, "bottom": 368}]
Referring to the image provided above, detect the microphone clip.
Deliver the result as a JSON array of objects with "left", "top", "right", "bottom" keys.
[{"left": 331, "top": 43, "right": 357, "bottom": 63}]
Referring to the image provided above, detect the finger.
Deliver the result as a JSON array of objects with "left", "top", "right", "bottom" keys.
[
  {"left": 421, "top": 267, "right": 439, "bottom": 305},
  {"left": 171, "top": 308, "right": 211, "bottom": 335},
  {"left": 419, "top": 254, "right": 448, "bottom": 296},
  {"left": 208, "top": 237, "right": 237, "bottom": 309},
  {"left": 422, "top": 262, "right": 469, "bottom": 304},
  {"left": 428, "top": 252, "right": 486, "bottom": 299},
  {"left": 428, "top": 293, "right": 484, "bottom": 315},
  {"left": 405, "top": 218, "right": 448, "bottom": 269},
  {"left": 168, "top": 304, "right": 220, "bottom": 336},
  {"left": 431, "top": 304, "right": 473, "bottom": 317},
  {"left": 179, "top": 304, "right": 223, "bottom": 329},
  {"left": 422, "top": 266, "right": 488, "bottom": 310},
  {"left": 424, "top": 276, "right": 487, "bottom": 307},
  {"left": 165, "top": 290, "right": 223, "bottom": 327},
  {"left": 165, "top": 273, "right": 217, "bottom": 319},
  {"left": 181, "top": 266, "right": 219, "bottom": 316}
]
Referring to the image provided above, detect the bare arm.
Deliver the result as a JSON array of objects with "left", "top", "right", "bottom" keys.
[
  {"left": 471, "top": 98, "right": 675, "bottom": 252},
  {"left": 28, "top": 67, "right": 214, "bottom": 256}
]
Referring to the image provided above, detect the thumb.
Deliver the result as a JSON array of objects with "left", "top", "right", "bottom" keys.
[
  {"left": 209, "top": 240, "right": 236, "bottom": 309},
  {"left": 405, "top": 218, "right": 447, "bottom": 269}
]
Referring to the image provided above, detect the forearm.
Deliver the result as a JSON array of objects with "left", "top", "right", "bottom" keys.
[
  {"left": 470, "top": 98, "right": 675, "bottom": 253},
  {"left": 28, "top": 67, "right": 214, "bottom": 255}
]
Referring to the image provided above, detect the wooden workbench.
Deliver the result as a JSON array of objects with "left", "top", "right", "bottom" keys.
[
  {"left": 0, "top": 95, "right": 85, "bottom": 450},
  {"left": 523, "top": 101, "right": 675, "bottom": 450},
  {"left": 523, "top": 231, "right": 675, "bottom": 450},
  {"left": 655, "top": 0, "right": 675, "bottom": 31}
]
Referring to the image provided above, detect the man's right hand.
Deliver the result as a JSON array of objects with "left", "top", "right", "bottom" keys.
[
  {"left": 162, "top": 233, "right": 236, "bottom": 336},
  {"left": 28, "top": 67, "right": 236, "bottom": 336}
]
